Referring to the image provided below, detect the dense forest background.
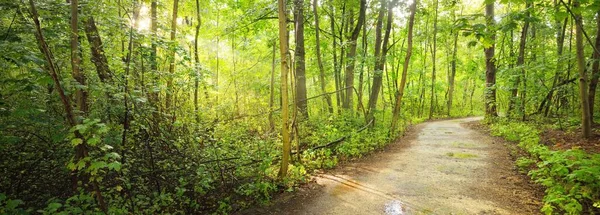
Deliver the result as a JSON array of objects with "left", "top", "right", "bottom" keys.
[{"left": 1, "top": 0, "right": 599, "bottom": 214}]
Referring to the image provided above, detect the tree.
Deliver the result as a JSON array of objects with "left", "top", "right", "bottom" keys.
[
  {"left": 391, "top": 0, "right": 418, "bottom": 134},
  {"left": 366, "top": 0, "right": 396, "bottom": 124},
  {"left": 166, "top": 0, "right": 180, "bottom": 112},
  {"left": 294, "top": 0, "right": 308, "bottom": 118},
  {"left": 278, "top": 0, "right": 291, "bottom": 178},
  {"left": 429, "top": 0, "right": 439, "bottom": 119},
  {"left": 508, "top": 1, "right": 531, "bottom": 119},
  {"left": 447, "top": 2, "right": 459, "bottom": 116},
  {"left": 573, "top": 0, "right": 592, "bottom": 138},
  {"left": 312, "top": 0, "right": 334, "bottom": 114},
  {"left": 588, "top": 10, "right": 600, "bottom": 123},
  {"left": 342, "top": 0, "right": 367, "bottom": 110},
  {"left": 484, "top": 0, "right": 498, "bottom": 119}
]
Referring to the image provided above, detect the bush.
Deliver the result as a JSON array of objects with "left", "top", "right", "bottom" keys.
[{"left": 490, "top": 120, "right": 600, "bottom": 214}]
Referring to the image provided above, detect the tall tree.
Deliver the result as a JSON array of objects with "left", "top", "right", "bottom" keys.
[
  {"left": 391, "top": 0, "right": 417, "bottom": 134},
  {"left": 84, "top": 17, "right": 113, "bottom": 83},
  {"left": 194, "top": 0, "right": 202, "bottom": 123},
  {"left": 294, "top": 0, "right": 308, "bottom": 118},
  {"left": 574, "top": 0, "right": 592, "bottom": 138},
  {"left": 447, "top": 3, "right": 459, "bottom": 116},
  {"left": 313, "top": 0, "right": 334, "bottom": 114},
  {"left": 277, "top": 0, "right": 291, "bottom": 178},
  {"left": 508, "top": 1, "right": 531, "bottom": 118},
  {"left": 588, "top": 10, "right": 600, "bottom": 123},
  {"left": 429, "top": 0, "right": 439, "bottom": 119},
  {"left": 366, "top": 0, "right": 396, "bottom": 124},
  {"left": 484, "top": 0, "right": 498, "bottom": 118},
  {"left": 329, "top": 2, "right": 342, "bottom": 112},
  {"left": 342, "top": 0, "right": 367, "bottom": 110},
  {"left": 166, "top": 0, "right": 180, "bottom": 111}
]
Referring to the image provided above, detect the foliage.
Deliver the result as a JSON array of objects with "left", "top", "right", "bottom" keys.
[{"left": 491, "top": 119, "right": 600, "bottom": 214}]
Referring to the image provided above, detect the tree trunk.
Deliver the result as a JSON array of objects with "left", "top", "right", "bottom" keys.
[
  {"left": 543, "top": 0, "right": 569, "bottom": 117},
  {"left": 312, "top": 0, "right": 334, "bottom": 114},
  {"left": 429, "top": 0, "right": 438, "bottom": 119},
  {"left": 390, "top": 0, "right": 417, "bottom": 134},
  {"left": 84, "top": 17, "right": 112, "bottom": 83},
  {"left": 277, "top": 0, "right": 291, "bottom": 178},
  {"left": 342, "top": 0, "right": 366, "bottom": 110},
  {"left": 588, "top": 10, "right": 600, "bottom": 123},
  {"left": 269, "top": 41, "right": 276, "bottom": 131},
  {"left": 194, "top": 0, "right": 202, "bottom": 124},
  {"left": 508, "top": 2, "right": 531, "bottom": 118},
  {"left": 149, "top": 0, "right": 160, "bottom": 130},
  {"left": 294, "top": 0, "right": 308, "bottom": 118},
  {"left": 574, "top": 0, "right": 592, "bottom": 138},
  {"left": 366, "top": 0, "right": 396, "bottom": 125},
  {"left": 357, "top": 11, "right": 368, "bottom": 113},
  {"left": 447, "top": 23, "right": 458, "bottom": 116},
  {"left": 329, "top": 3, "right": 341, "bottom": 113},
  {"left": 165, "top": 0, "right": 179, "bottom": 112},
  {"left": 484, "top": 1, "right": 498, "bottom": 118}
]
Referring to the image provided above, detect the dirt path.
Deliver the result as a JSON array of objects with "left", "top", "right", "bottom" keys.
[{"left": 242, "top": 117, "right": 541, "bottom": 215}]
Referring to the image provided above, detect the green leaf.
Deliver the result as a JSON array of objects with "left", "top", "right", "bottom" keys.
[
  {"left": 107, "top": 162, "right": 121, "bottom": 171},
  {"left": 71, "top": 138, "right": 83, "bottom": 146}
]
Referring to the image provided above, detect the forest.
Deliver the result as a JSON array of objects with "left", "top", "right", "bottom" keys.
[{"left": 0, "top": 0, "right": 599, "bottom": 214}]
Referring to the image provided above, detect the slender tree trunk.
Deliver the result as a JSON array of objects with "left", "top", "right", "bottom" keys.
[
  {"left": 508, "top": 2, "right": 531, "bottom": 118},
  {"left": 269, "top": 41, "right": 276, "bottom": 131},
  {"left": 543, "top": 0, "right": 569, "bottom": 116},
  {"left": 390, "top": 0, "right": 417, "bottom": 134},
  {"left": 329, "top": 3, "right": 341, "bottom": 113},
  {"left": 342, "top": 0, "right": 366, "bottom": 110},
  {"left": 366, "top": 0, "right": 396, "bottom": 125},
  {"left": 366, "top": 0, "right": 386, "bottom": 124},
  {"left": 588, "top": 10, "right": 600, "bottom": 123},
  {"left": 84, "top": 17, "right": 112, "bottom": 83},
  {"left": 358, "top": 12, "right": 368, "bottom": 113},
  {"left": 149, "top": 0, "right": 160, "bottom": 130},
  {"left": 165, "top": 0, "right": 179, "bottom": 112},
  {"left": 447, "top": 26, "right": 458, "bottom": 116},
  {"left": 194, "top": 0, "right": 202, "bottom": 124},
  {"left": 277, "top": 0, "right": 291, "bottom": 178},
  {"left": 429, "top": 0, "right": 438, "bottom": 119},
  {"left": 294, "top": 0, "right": 308, "bottom": 118},
  {"left": 574, "top": 0, "right": 592, "bottom": 138},
  {"left": 312, "top": 0, "right": 334, "bottom": 114},
  {"left": 484, "top": 1, "right": 498, "bottom": 118}
]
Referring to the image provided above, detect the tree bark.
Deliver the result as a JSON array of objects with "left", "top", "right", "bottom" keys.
[
  {"left": 588, "top": 10, "right": 600, "bottom": 123},
  {"left": 165, "top": 0, "right": 179, "bottom": 111},
  {"left": 194, "top": 0, "right": 202, "bottom": 124},
  {"left": 484, "top": 1, "right": 498, "bottom": 118},
  {"left": 342, "top": 0, "right": 366, "bottom": 110},
  {"left": 544, "top": 0, "right": 569, "bottom": 117},
  {"left": 574, "top": 0, "right": 592, "bottom": 138},
  {"left": 294, "top": 0, "right": 308, "bottom": 118},
  {"left": 329, "top": 2, "right": 341, "bottom": 113},
  {"left": 429, "top": 0, "right": 438, "bottom": 119},
  {"left": 390, "top": 0, "right": 417, "bottom": 134},
  {"left": 508, "top": 2, "right": 531, "bottom": 118},
  {"left": 277, "top": 0, "right": 291, "bottom": 178},
  {"left": 366, "top": 0, "right": 396, "bottom": 125},
  {"left": 313, "top": 0, "right": 334, "bottom": 114},
  {"left": 84, "top": 17, "right": 112, "bottom": 83},
  {"left": 269, "top": 41, "right": 276, "bottom": 131},
  {"left": 447, "top": 20, "right": 458, "bottom": 116}
]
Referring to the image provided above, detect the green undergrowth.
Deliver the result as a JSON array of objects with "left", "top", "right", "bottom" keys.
[
  {"left": 0, "top": 112, "right": 424, "bottom": 214},
  {"left": 489, "top": 119, "right": 600, "bottom": 214}
]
